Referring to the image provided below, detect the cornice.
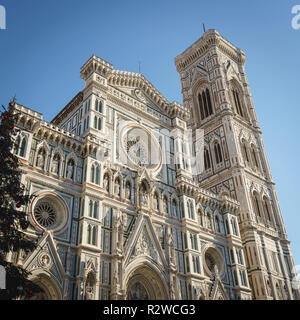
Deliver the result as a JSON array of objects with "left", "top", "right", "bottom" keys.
[
  {"left": 50, "top": 91, "right": 84, "bottom": 126},
  {"left": 108, "top": 69, "right": 189, "bottom": 120},
  {"left": 175, "top": 173, "right": 240, "bottom": 213},
  {"left": 80, "top": 55, "right": 113, "bottom": 80},
  {"left": 16, "top": 104, "right": 108, "bottom": 155},
  {"left": 175, "top": 29, "right": 246, "bottom": 72}
]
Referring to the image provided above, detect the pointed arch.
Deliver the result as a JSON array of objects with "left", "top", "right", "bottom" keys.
[
  {"left": 213, "top": 140, "right": 223, "bottom": 165},
  {"left": 230, "top": 78, "right": 247, "bottom": 119}
]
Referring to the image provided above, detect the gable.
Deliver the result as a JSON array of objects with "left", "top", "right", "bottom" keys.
[
  {"left": 23, "top": 232, "right": 65, "bottom": 287},
  {"left": 123, "top": 215, "right": 168, "bottom": 269}
]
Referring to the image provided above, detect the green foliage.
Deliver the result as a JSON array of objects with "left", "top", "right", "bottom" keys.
[{"left": 0, "top": 100, "right": 40, "bottom": 300}]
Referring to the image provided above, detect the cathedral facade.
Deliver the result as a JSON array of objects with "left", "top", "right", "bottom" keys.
[{"left": 9, "top": 30, "right": 299, "bottom": 300}]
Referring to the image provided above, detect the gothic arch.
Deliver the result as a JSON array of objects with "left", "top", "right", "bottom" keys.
[
  {"left": 35, "top": 140, "right": 50, "bottom": 170},
  {"left": 28, "top": 271, "right": 62, "bottom": 300},
  {"left": 102, "top": 168, "right": 113, "bottom": 193},
  {"left": 113, "top": 173, "right": 123, "bottom": 197},
  {"left": 124, "top": 259, "right": 169, "bottom": 300},
  {"left": 192, "top": 79, "right": 214, "bottom": 124},
  {"left": 229, "top": 78, "right": 249, "bottom": 119},
  {"left": 197, "top": 204, "right": 205, "bottom": 227},
  {"left": 50, "top": 147, "right": 64, "bottom": 176},
  {"left": 210, "top": 139, "right": 223, "bottom": 166},
  {"left": 138, "top": 179, "right": 151, "bottom": 207},
  {"left": 151, "top": 187, "right": 161, "bottom": 212},
  {"left": 124, "top": 176, "right": 134, "bottom": 202},
  {"left": 64, "top": 152, "right": 78, "bottom": 181}
]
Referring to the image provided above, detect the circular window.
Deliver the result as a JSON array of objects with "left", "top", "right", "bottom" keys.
[
  {"left": 205, "top": 252, "right": 216, "bottom": 272},
  {"left": 31, "top": 193, "right": 68, "bottom": 233},
  {"left": 34, "top": 202, "right": 56, "bottom": 228},
  {"left": 120, "top": 124, "right": 162, "bottom": 172},
  {"left": 204, "top": 247, "right": 225, "bottom": 277}
]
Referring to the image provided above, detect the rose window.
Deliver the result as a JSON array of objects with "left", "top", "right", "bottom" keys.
[
  {"left": 204, "top": 247, "right": 225, "bottom": 277},
  {"left": 34, "top": 202, "right": 57, "bottom": 228},
  {"left": 31, "top": 194, "right": 68, "bottom": 233},
  {"left": 205, "top": 253, "right": 216, "bottom": 272}
]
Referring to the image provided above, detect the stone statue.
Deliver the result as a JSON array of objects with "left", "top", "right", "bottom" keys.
[
  {"left": 153, "top": 195, "right": 159, "bottom": 211},
  {"left": 51, "top": 155, "right": 59, "bottom": 174},
  {"left": 36, "top": 152, "right": 44, "bottom": 169},
  {"left": 163, "top": 198, "right": 168, "bottom": 213},
  {"left": 103, "top": 175, "right": 109, "bottom": 192},
  {"left": 114, "top": 179, "right": 120, "bottom": 196},
  {"left": 170, "top": 281, "right": 176, "bottom": 300},
  {"left": 125, "top": 183, "right": 131, "bottom": 200},
  {"left": 166, "top": 231, "right": 174, "bottom": 248},
  {"left": 67, "top": 161, "right": 74, "bottom": 179},
  {"left": 140, "top": 186, "right": 148, "bottom": 205},
  {"left": 166, "top": 231, "right": 175, "bottom": 265},
  {"left": 85, "top": 285, "right": 94, "bottom": 300},
  {"left": 113, "top": 270, "right": 119, "bottom": 288}
]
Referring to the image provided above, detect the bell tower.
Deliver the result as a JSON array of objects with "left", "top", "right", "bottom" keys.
[{"left": 175, "top": 29, "right": 299, "bottom": 300}]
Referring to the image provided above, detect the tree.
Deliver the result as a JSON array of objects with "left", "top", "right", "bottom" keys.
[{"left": 0, "top": 98, "right": 40, "bottom": 300}]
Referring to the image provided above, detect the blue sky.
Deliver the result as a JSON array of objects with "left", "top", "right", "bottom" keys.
[{"left": 0, "top": 0, "right": 300, "bottom": 265}]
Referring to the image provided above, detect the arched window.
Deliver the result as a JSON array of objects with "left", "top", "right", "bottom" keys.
[
  {"left": 89, "top": 200, "right": 93, "bottom": 217},
  {"left": 95, "top": 166, "right": 100, "bottom": 185},
  {"left": 214, "top": 142, "right": 223, "bottom": 164},
  {"left": 20, "top": 137, "right": 27, "bottom": 157},
  {"left": 163, "top": 196, "right": 169, "bottom": 214},
  {"left": 204, "top": 148, "right": 211, "bottom": 170},
  {"left": 87, "top": 225, "right": 92, "bottom": 244},
  {"left": 215, "top": 216, "right": 220, "bottom": 233},
  {"left": 197, "top": 88, "right": 214, "bottom": 121},
  {"left": 198, "top": 93, "right": 205, "bottom": 120},
  {"left": 206, "top": 88, "right": 213, "bottom": 115},
  {"left": 98, "top": 118, "right": 102, "bottom": 130},
  {"left": 99, "top": 101, "right": 103, "bottom": 113},
  {"left": 241, "top": 141, "right": 249, "bottom": 164},
  {"left": 232, "top": 88, "right": 244, "bottom": 117},
  {"left": 15, "top": 135, "right": 21, "bottom": 154},
  {"left": 92, "top": 226, "right": 97, "bottom": 245},
  {"left": 252, "top": 192, "right": 262, "bottom": 220},
  {"left": 91, "top": 165, "right": 95, "bottom": 183},
  {"left": 93, "top": 202, "right": 98, "bottom": 219},
  {"left": 172, "top": 199, "right": 177, "bottom": 217},
  {"left": 202, "top": 91, "right": 209, "bottom": 118},
  {"left": 225, "top": 219, "right": 230, "bottom": 235},
  {"left": 230, "top": 249, "right": 235, "bottom": 264},
  {"left": 94, "top": 116, "right": 97, "bottom": 129},
  {"left": 231, "top": 218, "right": 238, "bottom": 236},
  {"left": 188, "top": 201, "right": 194, "bottom": 220},
  {"left": 263, "top": 197, "right": 271, "bottom": 222},
  {"left": 95, "top": 99, "right": 99, "bottom": 111},
  {"left": 251, "top": 146, "right": 259, "bottom": 169}
]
